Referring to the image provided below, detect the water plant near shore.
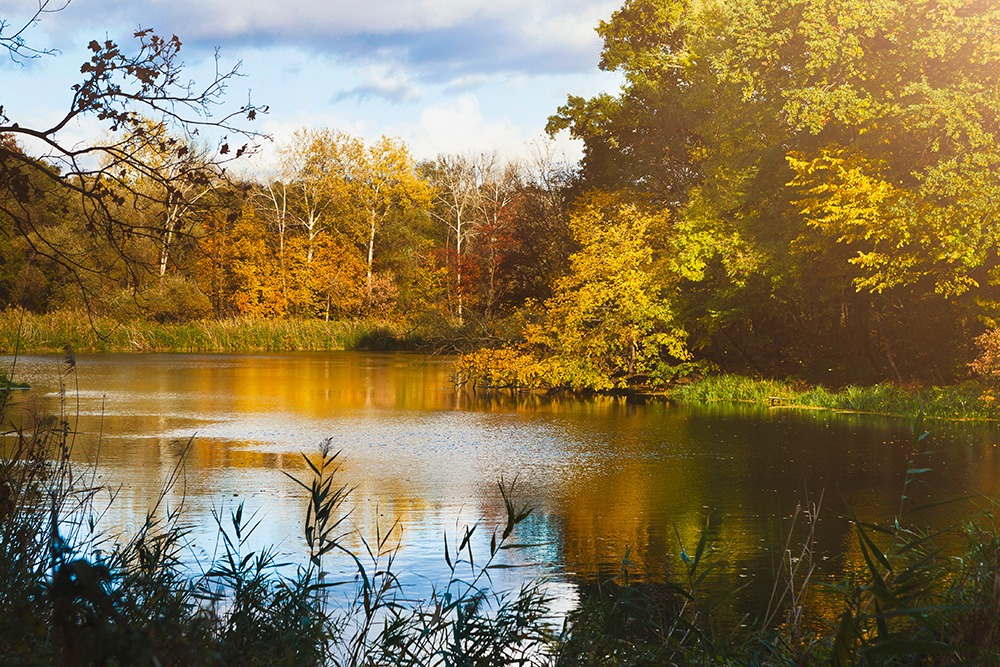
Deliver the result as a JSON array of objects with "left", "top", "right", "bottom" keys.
[
  {"left": 670, "top": 373, "right": 993, "bottom": 421},
  {"left": 0, "top": 420, "right": 555, "bottom": 665},
  {"left": 0, "top": 352, "right": 554, "bottom": 665},
  {"left": 0, "top": 308, "right": 417, "bottom": 354}
]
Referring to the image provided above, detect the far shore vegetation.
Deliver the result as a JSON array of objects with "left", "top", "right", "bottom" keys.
[
  {"left": 5, "top": 308, "right": 1000, "bottom": 423},
  {"left": 0, "top": 309, "right": 418, "bottom": 354},
  {"left": 6, "top": 0, "right": 1000, "bottom": 413}
]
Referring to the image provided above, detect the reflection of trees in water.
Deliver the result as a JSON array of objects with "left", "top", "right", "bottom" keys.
[{"left": 459, "top": 389, "right": 664, "bottom": 415}]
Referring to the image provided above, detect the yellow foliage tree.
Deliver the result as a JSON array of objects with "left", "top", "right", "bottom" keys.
[
  {"left": 526, "top": 191, "right": 689, "bottom": 389},
  {"left": 342, "top": 136, "right": 434, "bottom": 307},
  {"left": 788, "top": 148, "right": 995, "bottom": 298},
  {"left": 228, "top": 206, "right": 286, "bottom": 319}
]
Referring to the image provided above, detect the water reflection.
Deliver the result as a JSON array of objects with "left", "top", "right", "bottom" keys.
[{"left": 3, "top": 352, "right": 1000, "bottom": 610}]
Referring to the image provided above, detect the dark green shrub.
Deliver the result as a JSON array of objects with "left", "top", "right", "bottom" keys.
[{"left": 144, "top": 276, "right": 214, "bottom": 323}]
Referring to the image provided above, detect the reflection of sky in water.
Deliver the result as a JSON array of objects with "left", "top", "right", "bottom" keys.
[
  {"left": 73, "top": 452, "right": 570, "bottom": 605},
  {"left": 7, "top": 352, "right": 1000, "bottom": 612},
  {"left": 180, "top": 411, "right": 608, "bottom": 493}
]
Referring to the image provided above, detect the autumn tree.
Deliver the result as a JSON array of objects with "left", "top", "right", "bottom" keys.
[
  {"left": 253, "top": 130, "right": 433, "bottom": 320},
  {"left": 425, "top": 154, "right": 479, "bottom": 324},
  {"left": 469, "top": 155, "right": 520, "bottom": 321},
  {"left": 102, "top": 120, "right": 222, "bottom": 286},
  {"left": 226, "top": 205, "right": 286, "bottom": 319},
  {"left": 271, "top": 129, "right": 357, "bottom": 315},
  {"left": 526, "top": 191, "right": 688, "bottom": 389},
  {"left": 344, "top": 136, "right": 433, "bottom": 310},
  {"left": 306, "top": 233, "right": 367, "bottom": 320},
  {"left": 712, "top": 0, "right": 1000, "bottom": 380},
  {"left": 549, "top": 0, "right": 1000, "bottom": 382},
  {"left": 252, "top": 180, "right": 291, "bottom": 305},
  {"left": 278, "top": 129, "right": 357, "bottom": 267},
  {"left": 767, "top": 0, "right": 1000, "bottom": 298},
  {"left": 485, "top": 142, "right": 575, "bottom": 316},
  {"left": 196, "top": 207, "right": 237, "bottom": 317},
  {"left": 0, "top": 1, "right": 266, "bottom": 308},
  {"left": 423, "top": 152, "right": 523, "bottom": 325}
]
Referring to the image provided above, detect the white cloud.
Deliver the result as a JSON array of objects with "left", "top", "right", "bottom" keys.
[
  {"left": 19, "top": 0, "right": 620, "bottom": 78},
  {"left": 395, "top": 94, "right": 525, "bottom": 161},
  {"left": 141, "top": 0, "right": 608, "bottom": 39},
  {"left": 332, "top": 65, "right": 421, "bottom": 104},
  {"left": 5, "top": 0, "right": 624, "bottom": 177},
  {"left": 520, "top": 2, "right": 613, "bottom": 56},
  {"left": 442, "top": 74, "right": 494, "bottom": 94}
]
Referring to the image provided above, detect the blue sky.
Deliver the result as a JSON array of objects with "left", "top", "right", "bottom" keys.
[{"left": 3, "top": 0, "right": 623, "bottom": 172}]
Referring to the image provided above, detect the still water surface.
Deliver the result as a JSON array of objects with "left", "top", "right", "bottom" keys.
[{"left": 7, "top": 351, "right": 1000, "bottom": 608}]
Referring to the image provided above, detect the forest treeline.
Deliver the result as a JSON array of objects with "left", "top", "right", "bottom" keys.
[{"left": 3, "top": 0, "right": 1000, "bottom": 390}]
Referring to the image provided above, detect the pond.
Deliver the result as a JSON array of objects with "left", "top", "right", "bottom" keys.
[{"left": 5, "top": 351, "right": 1000, "bottom": 613}]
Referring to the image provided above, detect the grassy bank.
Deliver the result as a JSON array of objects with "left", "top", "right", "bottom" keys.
[
  {"left": 669, "top": 374, "right": 995, "bottom": 421},
  {"left": 457, "top": 348, "right": 997, "bottom": 421},
  {"left": 0, "top": 309, "right": 417, "bottom": 353}
]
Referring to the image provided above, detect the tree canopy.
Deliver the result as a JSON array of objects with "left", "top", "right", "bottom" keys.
[
  {"left": 547, "top": 0, "right": 1000, "bottom": 384},
  {"left": 4, "top": 0, "right": 1000, "bottom": 387}
]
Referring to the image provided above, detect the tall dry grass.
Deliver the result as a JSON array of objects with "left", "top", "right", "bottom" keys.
[{"left": 0, "top": 309, "right": 415, "bottom": 353}]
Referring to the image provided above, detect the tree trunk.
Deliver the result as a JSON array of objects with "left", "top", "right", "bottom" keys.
[{"left": 367, "top": 211, "right": 377, "bottom": 304}]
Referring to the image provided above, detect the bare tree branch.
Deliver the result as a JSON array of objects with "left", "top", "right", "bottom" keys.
[
  {"left": 0, "top": 0, "right": 70, "bottom": 63},
  {"left": 0, "top": 7, "right": 268, "bottom": 299}
]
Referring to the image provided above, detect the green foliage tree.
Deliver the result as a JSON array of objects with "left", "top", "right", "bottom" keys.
[
  {"left": 549, "top": 0, "right": 1000, "bottom": 383},
  {"left": 546, "top": 0, "right": 709, "bottom": 204},
  {"left": 737, "top": 0, "right": 1000, "bottom": 299}
]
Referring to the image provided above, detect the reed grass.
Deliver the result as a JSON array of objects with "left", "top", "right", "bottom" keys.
[
  {"left": 553, "top": 421, "right": 1000, "bottom": 665},
  {"left": 0, "top": 309, "right": 416, "bottom": 353},
  {"left": 671, "top": 373, "right": 994, "bottom": 420}
]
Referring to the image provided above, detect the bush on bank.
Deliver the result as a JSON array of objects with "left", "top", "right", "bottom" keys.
[{"left": 458, "top": 348, "right": 997, "bottom": 421}]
